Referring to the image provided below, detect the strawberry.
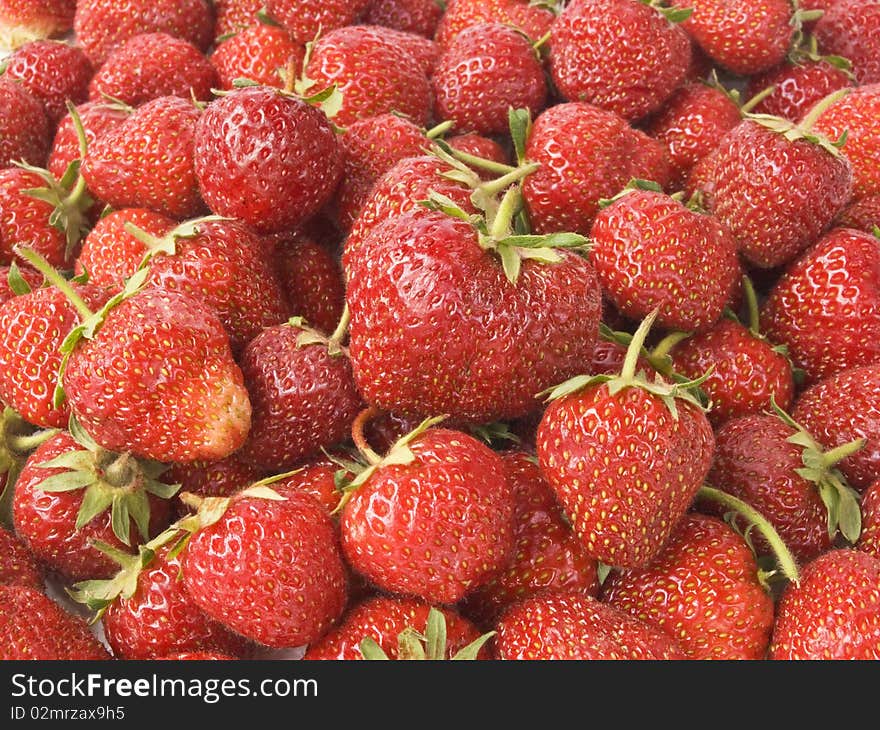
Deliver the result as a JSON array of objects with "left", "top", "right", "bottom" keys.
[
  {"left": 761, "top": 227, "right": 879, "bottom": 385},
  {"left": 0, "top": 0, "right": 74, "bottom": 49},
  {"left": 668, "top": 0, "right": 795, "bottom": 75},
  {"left": 82, "top": 95, "right": 205, "bottom": 221},
  {"left": 0, "top": 584, "right": 110, "bottom": 660},
  {"left": 630, "top": 128, "right": 675, "bottom": 192},
  {"left": 181, "top": 485, "right": 349, "bottom": 648},
  {"left": 364, "top": 0, "right": 443, "bottom": 37},
  {"left": 435, "top": 0, "right": 557, "bottom": 50},
  {"left": 460, "top": 450, "right": 600, "bottom": 628},
  {"left": 814, "top": 0, "right": 880, "bottom": 85},
  {"left": 193, "top": 85, "right": 342, "bottom": 234},
  {"left": 432, "top": 22, "right": 547, "bottom": 136},
  {"left": 265, "top": 0, "right": 371, "bottom": 45},
  {"left": 47, "top": 99, "right": 129, "bottom": 185},
  {"left": 602, "top": 513, "right": 775, "bottom": 659},
  {"left": 209, "top": 22, "right": 305, "bottom": 91},
  {"left": 770, "top": 548, "right": 880, "bottom": 659},
  {"left": 88, "top": 32, "right": 218, "bottom": 107},
  {"left": 165, "top": 454, "right": 263, "bottom": 517},
  {"left": 837, "top": 194, "right": 880, "bottom": 232},
  {"left": 445, "top": 133, "right": 509, "bottom": 170},
  {"left": 73, "top": 0, "right": 215, "bottom": 67},
  {"left": 791, "top": 364, "right": 880, "bottom": 492},
  {"left": 236, "top": 317, "right": 363, "bottom": 471},
  {"left": 340, "top": 416, "right": 516, "bottom": 604},
  {"left": 857, "top": 479, "right": 880, "bottom": 559},
  {"left": 494, "top": 591, "right": 686, "bottom": 660},
  {"left": 300, "top": 24, "right": 432, "bottom": 127},
  {"left": 304, "top": 596, "right": 489, "bottom": 660},
  {"left": 549, "top": 0, "right": 691, "bottom": 122},
  {"left": 374, "top": 26, "right": 440, "bottom": 77},
  {"left": 0, "top": 78, "right": 50, "bottom": 168},
  {"left": 1, "top": 40, "right": 93, "bottom": 125},
  {"left": 0, "top": 524, "right": 43, "bottom": 588},
  {"left": 589, "top": 184, "right": 740, "bottom": 333},
  {"left": 268, "top": 453, "right": 353, "bottom": 515},
  {"left": 535, "top": 312, "right": 715, "bottom": 569},
  {"left": 212, "top": 0, "right": 262, "bottom": 41}
]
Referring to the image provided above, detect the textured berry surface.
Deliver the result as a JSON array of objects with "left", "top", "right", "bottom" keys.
[
  {"left": 0, "top": 524, "right": 43, "bottom": 589},
  {"left": 0, "top": 79, "right": 49, "bottom": 169}
]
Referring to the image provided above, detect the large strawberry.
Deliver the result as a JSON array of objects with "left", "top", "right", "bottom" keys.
[
  {"left": 0, "top": 79, "right": 49, "bottom": 169},
  {"left": 193, "top": 85, "right": 342, "bottom": 234},
  {"left": 761, "top": 227, "right": 880, "bottom": 385},
  {"left": 209, "top": 22, "right": 305, "bottom": 91},
  {"left": 814, "top": 0, "right": 880, "bottom": 85},
  {"left": 535, "top": 311, "right": 715, "bottom": 569}
]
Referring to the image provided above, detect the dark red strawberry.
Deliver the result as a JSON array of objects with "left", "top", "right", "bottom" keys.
[
  {"left": 88, "top": 32, "right": 218, "bottom": 107},
  {"left": 82, "top": 95, "right": 205, "bottom": 221},
  {"left": 181, "top": 486, "right": 349, "bottom": 648},
  {"left": 770, "top": 548, "right": 880, "bottom": 659},
  {"left": 761, "top": 227, "right": 880, "bottom": 385},
  {"left": 47, "top": 99, "right": 129, "bottom": 184},
  {"left": 0, "top": 584, "right": 110, "bottom": 660},
  {"left": 364, "top": 0, "right": 443, "bottom": 37},
  {"left": 815, "top": 0, "right": 880, "bottom": 85},
  {"left": 435, "top": 0, "right": 556, "bottom": 49},
  {"left": 73, "top": 0, "right": 215, "bottom": 67},
  {"left": 0, "top": 78, "right": 50, "bottom": 168},
  {"left": 266, "top": 0, "right": 371, "bottom": 45},
  {"left": 193, "top": 85, "right": 342, "bottom": 234},
  {"left": 602, "top": 513, "right": 775, "bottom": 659},
  {"left": 549, "top": 0, "right": 691, "bottom": 122},
  {"left": 0, "top": 0, "right": 74, "bottom": 49},
  {"left": 340, "top": 416, "right": 516, "bottom": 604},
  {"left": 857, "top": 479, "right": 880, "bottom": 559},
  {"left": 836, "top": 194, "right": 880, "bottom": 232},
  {"left": 792, "top": 364, "right": 880, "bottom": 492},
  {"left": 0, "top": 524, "right": 43, "bottom": 588},
  {"left": 1, "top": 40, "right": 93, "bottom": 125},
  {"left": 494, "top": 591, "right": 686, "bottom": 660},
  {"left": 212, "top": 0, "right": 261, "bottom": 40},
  {"left": 305, "top": 597, "right": 490, "bottom": 660},
  {"left": 536, "top": 312, "right": 715, "bottom": 569},
  {"left": 210, "top": 22, "right": 305, "bottom": 90},
  {"left": 166, "top": 454, "right": 263, "bottom": 518}
]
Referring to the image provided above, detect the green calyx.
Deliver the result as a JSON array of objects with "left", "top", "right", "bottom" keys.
[
  {"left": 123, "top": 215, "right": 230, "bottom": 269},
  {"left": 637, "top": 0, "right": 693, "bottom": 23},
  {"left": 288, "top": 34, "right": 343, "bottom": 121},
  {"left": 0, "top": 407, "right": 58, "bottom": 528},
  {"left": 358, "top": 607, "right": 495, "bottom": 660},
  {"left": 598, "top": 178, "right": 664, "bottom": 209},
  {"left": 288, "top": 304, "right": 350, "bottom": 358}
]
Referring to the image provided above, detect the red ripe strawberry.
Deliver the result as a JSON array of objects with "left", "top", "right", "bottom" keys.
[
  {"left": 301, "top": 24, "right": 432, "bottom": 127},
  {"left": 694, "top": 109, "right": 853, "bottom": 269},
  {"left": 73, "top": 0, "right": 215, "bottom": 67},
  {"left": 762, "top": 227, "right": 879, "bottom": 385},
  {"left": 770, "top": 549, "right": 880, "bottom": 659},
  {"left": 13, "top": 430, "right": 173, "bottom": 582},
  {"left": 857, "top": 479, "right": 880, "bottom": 559},
  {"left": 815, "top": 0, "right": 880, "bottom": 85},
  {"left": 589, "top": 186, "right": 740, "bottom": 333},
  {"left": 62, "top": 288, "right": 252, "bottom": 464},
  {"left": 304, "top": 596, "right": 488, "bottom": 660},
  {"left": 98, "top": 545, "right": 252, "bottom": 660},
  {"left": 375, "top": 26, "right": 440, "bottom": 77},
  {"left": 266, "top": 0, "right": 371, "bottom": 45},
  {"left": 461, "top": 450, "right": 600, "bottom": 628},
  {"left": 549, "top": 0, "right": 691, "bottom": 122},
  {"left": 210, "top": 22, "right": 305, "bottom": 91},
  {"left": 0, "top": 0, "right": 74, "bottom": 49},
  {"left": 669, "top": 0, "right": 795, "bottom": 75},
  {"left": 602, "top": 513, "right": 775, "bottom": 659},
  {"left": 340, "top": 419, "right": 516, "bottom": 604},
  {"left": 792, "top": 364, "right": 880, "bottom": 492},
  {"left": 432, "top": 22, "right": 547, "bottom": 136},
  {"left": 811, "top": 82, "right": 880, "bottom": 199},
  {"left": 0, "top": 282, "right": 109, "bottom": 429},
  {"left": 522, "top": 102, "right": 666, "bottom": 235},
  {"left": 236, "top": 318, "right": 363, "bottom": 471},
  {"left": 269, "top": 453, "right": 352, "bottom": 514},
  {"left": 494, "top": 591, "right": 686, "bottom": 660},
  {"left": 48, "top": 100, "right": 129, "bottom": 184},
  {"left": 88, "top": 32, "right": 218, "bottom": 107},
  {"left": 435, "top": 0, "right": 556, "bottom": 49},
  {"left": 273, "top": 230, "right": 345, "bottom": 336},
  {"left": 837, "top": 194, "right": 880, "bottom": 232},
  {"left": 182, "top": 487, "right": 348, "bottom": 648},
  {"left": 1, "top": 40, "right": 93, "bottom": 125},
  {"left": 630, "top": 128, "right": 675, "bottom": 192},
  {"left": 0, "top": 79, "right": 50, "bottom": 168},
  {"left": 0, "top": 524, "right": 43, "bottom": 589},
  {"left": 166, "top": 454, "right": 263, "bottom": 517},
  {"left": 193, "top": 85, "right": 342, "bottom": 234},
  {"left": 346, "top": 207, "right": 601, "bottom": 424},
  {"left": 364, "top": 0, "right": 443, "bottom": 37},
  {"left": 446, "top": 133, "right": 509, "bottom": 169},
  {"left": 213, "top": 0, "right": 262, "bottom": 40},
  {"left": 536, "top": 313, "right": 715, "bottom": 569},
  {"left": 0, "top": 584, "right": 110, "bottom": 660}
]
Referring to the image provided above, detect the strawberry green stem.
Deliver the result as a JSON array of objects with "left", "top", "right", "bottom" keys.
[
  {"left": 800, "top": 87, "right": 849, "bottom": 131},
  {"left": 650, "top": 330, "right": 691, "bottom": 361},
  {"left": 478, "top": 162, "right": 540, "bottom": 198},
  {"left": 739, "top": 84, "right": 776, "bottom": 115},
  {"left": 742, "top": 275, "right": 761, "bottom": 335},
  {"left": 7, "top": 428, "right": 57, "bottom": 455},
  {"left": 821, "top": 438, "right": 866, "bottom": 469},
  {"left": 489, "top": 186, "right": 522, "bottom": 240},
  {"left": 328, "top": 303, "right": 350, "bottom": 347},
  {"left": 352, "top": 407, "right": 383, "bottom": 466},
  {"left": 425, "top": 120, "right": 455, "bottom": 139},
  {"left": 444, "top": 146, "right": 517, "bottom": 176},
  {"left": 13, "top": 246, "right": 93, "bottom": 320},
  {"left": 621, "top": 310, "right": 659, "bottom": 382}
]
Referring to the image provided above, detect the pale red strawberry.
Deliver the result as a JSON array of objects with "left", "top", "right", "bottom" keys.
[
  {"left": 210, "top": 22, "right": 305, "bottom": 90},
  {"left": 435, "top": 0, "right": 556, "bottom": 50},
  {"left": 364, "top": 0, "right": 443, "bottom": 37},
  {"left": 265, "top": 0, "right": 371, "bottom": 45},
  {"left": 0, "top": 524, "right": 43, "bottom": 589},
  {"left": 857, "top": 479, "right": 880, "bottom": 559},
  {"left": 815, "top": 0, "right": 880, "bottom": 85},
  {"left": 0, "top": 78, "right": 50, "bottom": 169}
]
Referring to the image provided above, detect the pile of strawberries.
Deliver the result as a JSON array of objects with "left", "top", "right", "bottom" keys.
[{"left": 0, "top": 0, "right": 878, "bottom": 662}]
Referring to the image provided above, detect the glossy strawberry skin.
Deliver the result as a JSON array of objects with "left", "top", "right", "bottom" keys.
[
  {"left": 0, "top": 584, "right": 111, "bottom": 660},
  {"left": 536, "top": 384, "right": 715, "bottom": 569},
  {"left": 0, "top": 79, "right": 49, "bottom": 169},
  {"left": 346, "top": 209, "right": 602, "bottom": 424},
  {"left": 815, "top": 0, "right": 880, "bottom": 85},
  {"left": 266, "top": 0, "right": 371, "bottom": 45},
  {"left": 792, "top": 364, "right": 880, "bottom": 492},
  {"left": 589, "top": 190, "right": 740, "bottom": 333},
  {"left": 494, "top": 591, "right": 686, "bottom": 660},
  {"left": 670, "top": 319, "right": 795, "bottom": 425},
  {"left": 857, "top": 479, "right": 880, "bottom": 559},
  {"left": 761, "top": 227, "right": 880, "bottom": 385},
  {"left": 549, "top": 0, "right": 691, "bottom": 122},
  {"left": 88, "top": 32, "right": 218, "bottom": 107},
  {"left": 48, "top": 100, "right": 129, "bottom": 183},
  {"left": 304, "top": 595, "right": 486, "bottom": 660},
  {"left": 193, "top": 85, "right": 342, "bottom": 234},
  {"left": 341, "top": 427, "right": 516, "bottom": 605},
  {"left": 603, "top": 513, "right": 774, "bottom": 659},
  {"left": 209, "top": 23, "right": 305, "bottom": 91},
  {"left": 770, "top": 549, "right": 880, "bottom": 659},
  {"left": 435, "top": 0, "right": 555, "bottom": 49},
  {"left": 745, "top": 60, "right": 854, "bottom": 123},
  {"left": 0, "top": 524, "right": 43, "bottom": 589},
  {"left": 364, "top": 0, "right": 443, "bottom": 37},
  {"left": 183, "top": 490, "right": 349, "bottom": 648},
  {"left": 62, "top": 288, "right": 252, "bottom": 464}
]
